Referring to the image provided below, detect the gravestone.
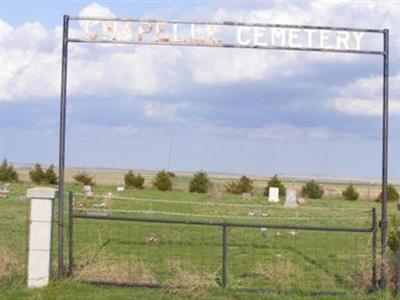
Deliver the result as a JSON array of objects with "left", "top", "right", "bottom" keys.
[
  {"left": 83, "top": 185, "right": 91, "bottom": 193},
  {"left": 208, "top": 189, "right": 221, "bottom": 199},
  {"left": 284, "top": 188, "right": 298, "bottom": 208},
  {"left": 297, "top": 197, "right": 305, "bottom": 204},
  {"left": 242, "top": 192, "right": 252, "bottom": 201},
  {"left": 268, "top": 187, "right": 279, "bottom": 203},
  {"left": 0, "top": 190, "right": 9, "bottom": 198},
  {"left": 0, "top": 184, "right": 10, "bottom": 198}
]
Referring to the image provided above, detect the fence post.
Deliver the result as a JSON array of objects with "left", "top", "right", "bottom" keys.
[
  {"left": 222, "top": 224, "right": 227, "bottom": 288},
  {"left": 372, "top": 208, "right": 377, "bottom": 290},
  {"left": 26, "top": 187, "right": 57, "bottom": 288},
  {"left": 380, "top": 28, "right": 389, "bottom": 290},
  {"left": 68, "top": 191, "right": 74, "bottom": 276}
]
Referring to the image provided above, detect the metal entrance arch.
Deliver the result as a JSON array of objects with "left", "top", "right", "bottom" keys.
[{"left": 57, "top": 14, "right": 390, "bottom": 288}]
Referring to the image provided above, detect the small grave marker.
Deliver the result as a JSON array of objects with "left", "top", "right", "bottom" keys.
[
  {"left": 297, "top": 197, "right": 305, "bottom": 204},
  {"left": 83, "top": 185, "right": 91, "bottom": 193},
  {"left": 284, "top": 188, "right": 298, "bottom": 208},
  {"left": 208, "top": 189, "right": 221, "bottom": 199},
  {"left": 268, "top": 187, "right": 279, "bottom": 203},
  {"left": 242, "top": 192, "right": 252, "bottom": 201}
]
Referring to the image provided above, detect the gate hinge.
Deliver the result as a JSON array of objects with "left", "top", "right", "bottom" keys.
[{"left": 379, "top": 220, "right": 388, "bottom": 229}]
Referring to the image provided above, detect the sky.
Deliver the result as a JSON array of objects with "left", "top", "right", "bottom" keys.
[{"left": 1, "top": 0, "right": 400, "bottom": 180}]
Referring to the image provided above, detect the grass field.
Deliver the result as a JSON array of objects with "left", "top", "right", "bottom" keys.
[{"left": 0, "top": 177, "right": 398, "bottom": 300}]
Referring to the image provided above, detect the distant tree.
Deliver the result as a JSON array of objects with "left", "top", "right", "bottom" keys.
[
  {"left": 189, "top": 170, "right": 212, "bottom": 193},
  {"left": 0, "top": 159, "right": 19, "bottom": 182},
  {"left": 153, "top": 170, "right": 172, "bottom": 191},
  {"left": 263, "top": 175, "right": 286, "bottom": 198},
  {"left": 44, "top": 165, "right": 58, "bottom": 185},
  {"left": 167, "top": 171, "right": 176, "bottom": 178},
  {"left": 225, "top": 176, "right": 253, "bottom": 194},
  {"left": 342, "top": 183, "right": 359, "bottom": 201},
  {"left": 301, "top": 180, "right": 324, "bottom": 199},
  {"left": 133, "top": 174, "right": 145, "bottom": 189},
  {"left": 29, "top": 163, "right": 46, "bottom": 184},
  {"left": 73, "top": 172, "right": 95, "bottom": 186},
  {"left": 124, "top": 170, "right": 145, "bottom": 189},
  {"left": 376, "top": 185, "right": 400, "bottom": 202}
]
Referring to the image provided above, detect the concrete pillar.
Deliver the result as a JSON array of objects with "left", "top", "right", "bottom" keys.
[{"left": 26, "top": 187, "right": 57, "bottom": 288}]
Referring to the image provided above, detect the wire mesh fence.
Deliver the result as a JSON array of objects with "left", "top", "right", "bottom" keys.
[
  {"left": 0, "top": 193, "right": 29, "bottom": 287},
  {"left": 72, "top": 218, "right": 222, "bottom": 288},
  {"left": 72, "top": 192, "right": 373, "bottom": 228},
  {"left": 0, "top": 187, "right": 67, "bottom": 287},
  {"left": 0, "top": 185, "right": 380, "bottom": 295},
  {"left": 226, "top": 227, "right": 374, "bottom": 292},
  {"left": 70, "top": 206, "right": 377, "bottom": 294}
]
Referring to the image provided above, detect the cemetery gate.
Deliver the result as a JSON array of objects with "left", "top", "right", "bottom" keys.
[{"left": 57, "top": 15, "right": 390, "bottom": 290}]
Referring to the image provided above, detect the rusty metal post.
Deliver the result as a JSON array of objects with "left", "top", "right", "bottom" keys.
[
  {"left": 380, "top": 29, "right": 389, "bottom": 289},
  {"left": 372, "top": 208, "right": 377, "bottom": 290},
  {"left": 58, "top": 14, "right": 69, "bottom": 279}
]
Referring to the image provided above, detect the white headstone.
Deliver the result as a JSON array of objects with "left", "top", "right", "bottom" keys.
[
  {"left": 26, "top": 187, "right": 56, "bottom": 288},
  {"left": 284, "top": 188, "right": 298, "bottom": 208},
  {"left": 268, "top": 187, "right": 280, "bottom": 203},
  {"left": 116, "top": 186, "right": 124, "bottom": 192},
  {"left": 83, "top": 185, "right": 91, "bottom": 193}
]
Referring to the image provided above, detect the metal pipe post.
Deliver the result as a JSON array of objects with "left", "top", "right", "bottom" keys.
[
  {"left": 68, "top": 191, "right": 74, "bottom": 276},
  {"left": 380, "top": 29, "right": 389, "bottom": 289},
  {"left": 58, "top": 14, "right": 69, "bottom": 279},
  {"left": 222, "top": 224, "right": 228, "bottom": 288},
  {"left": 372, "top": 208, "right": 377, "bottom": 290}
]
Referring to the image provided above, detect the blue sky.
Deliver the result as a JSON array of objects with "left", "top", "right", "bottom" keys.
[{"left": 1, "top": 1, "right": 400, "bottom": 180}]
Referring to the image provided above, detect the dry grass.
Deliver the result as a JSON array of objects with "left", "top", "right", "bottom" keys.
[
  {"left": 164, "top": 260, "right": 218, "bottom": 298},
  {"left": 0, "top": 246, "right": 22, "bottom": 282},
  {"left": 344, "top": 263, "right": 372, "bottom": 292},
  {"left": 387, "top": 256, "right": 398, "bottom": 295},
  {"left": 75, "top": 255, "right": 156, "bottom": 284},
  {"left": 320, "top": 274, "right": 336, "bottom": 289},
  {"left": 251, "top": 259, "right": 298, "bottom": 291}
]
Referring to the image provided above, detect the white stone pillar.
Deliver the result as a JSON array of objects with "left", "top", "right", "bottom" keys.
[{"left": 26, "top": 187, "right": 57, "bottom": 288}]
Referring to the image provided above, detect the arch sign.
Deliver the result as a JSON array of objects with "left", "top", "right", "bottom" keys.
[
  {"left": 68, "top": 17, "right": 383, "bottom": 54},
  {"left": 57, "top": 15, "right": 389, "bottom": 287}
]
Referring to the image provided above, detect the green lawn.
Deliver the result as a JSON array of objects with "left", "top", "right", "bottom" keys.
[{"left": 0, "top": 181, "right": 397, "bottom": 299}]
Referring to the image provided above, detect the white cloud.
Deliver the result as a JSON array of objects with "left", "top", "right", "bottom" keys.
[
  {"left": 327, "top": 74, "right": 400, "bottom": 116},
  {"left": 196, "top": 123, "right": 340, "bottom": 140},
  {"left": 143, "top": 100, "right": 186, "bottom": 121},
  {"left": 79, "top": 2, "right": 115, "bottom": 19},
  {"left": 189, "top": 48, "right": 297, "bottom": 84},
  {"left": 329, "top": 97, "right": 400, "bottom": 116},
  {"left": 70, "top": 123, "right": 139, "bottom": 138},
  {"left": 1, "top": 7, "right": 182, "bottom": 101},
  {"left": 1, "top": 1, "right": 399, "bottom": 102}
]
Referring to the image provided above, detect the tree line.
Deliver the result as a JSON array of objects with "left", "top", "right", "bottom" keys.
[{"left": 1, "top": 159, "right": 399, "bottom": 202}]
